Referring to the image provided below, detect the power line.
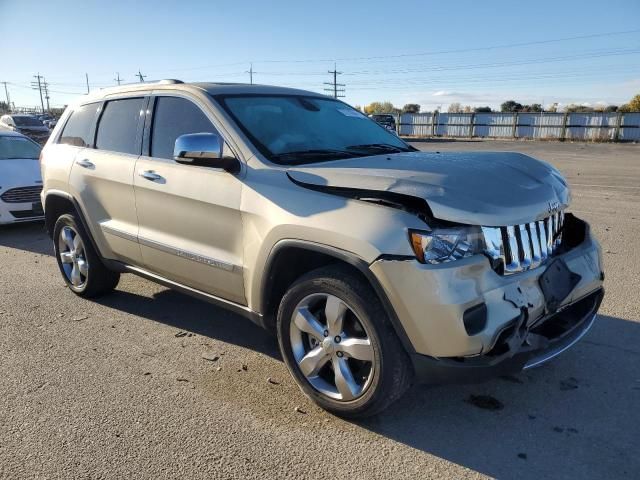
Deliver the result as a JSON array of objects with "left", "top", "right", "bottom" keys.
[
  {"left": 136, "top": 70, "right": 147, "bottom": 82},
  {"left": 85, "top": 73, "right": 90, "bottom": 93},
  {"left": 343, "top": 47, "right": 640, "bottom": 76},
  {"left": 114, "top": 72, "right": 123, "bottom": 85},
  {"left": 237, "top": 28, "right": 640, "bottom": 65},
  {"left": 320, "top": 29, "right": 640, "bottom": 63},
  {"left": 324, "top": 64, "right": 345, "bottom": 98}
]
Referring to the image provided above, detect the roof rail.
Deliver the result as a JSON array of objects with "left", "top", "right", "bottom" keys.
[{"left": 157, "top": 79, "right": 184, "bottom": 84}]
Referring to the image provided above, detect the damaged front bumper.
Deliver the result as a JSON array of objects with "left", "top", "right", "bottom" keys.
[
  {"left": 410, "top": 288, "right": 602, "bottom": 384},
  {"left": 370, "top": 214, "right": 604, "bottom": 383}
]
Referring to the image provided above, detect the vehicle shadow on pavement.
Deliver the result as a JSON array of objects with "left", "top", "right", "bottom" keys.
[
  {"left": 95, "top": 288, "right": 281, "bottom": 360},
  {"left": 0, "top": 221, "right": 51, "bottom": 255},
  {"left": 356, "top": 314, "right": 640, "bottom": 479}
]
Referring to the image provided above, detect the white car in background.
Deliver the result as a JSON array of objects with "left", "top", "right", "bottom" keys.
[{"left": 0, "top": 130, "right": 44, "bottom": 224}]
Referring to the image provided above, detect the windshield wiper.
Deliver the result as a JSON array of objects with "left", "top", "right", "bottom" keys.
[
  {"left": 271, "top": 149, "right": 360, "bottom": 162},
  {"left": 346, "top": 143, "right": 410, "bottom": 154}
]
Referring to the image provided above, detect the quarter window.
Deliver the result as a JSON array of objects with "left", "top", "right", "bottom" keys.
[
  {"left": 151, "top": 96, "right": 218, "bottom": 160},
  {"left": 96, "top": 98, "right": 144, "bottom": 155},
  {"left": 59, "top": 104, "right": 99, "bottom": 147}
]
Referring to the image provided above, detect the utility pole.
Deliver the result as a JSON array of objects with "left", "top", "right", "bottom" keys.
[
  {"left": 136, "top": 70, "right": 147, "bottom": 83},
  {"left": 85, "top": 73, "right": 90, "bottom": 93},
  {"left": 43, "top": 80, "right": 51, "bottom": 112},
  {"left": 1, "top": 82, "right": 10, "bottom": 111},
  {"left": 114, "top": 72, "right": 123, "bottom": 85},
  {"left": 246, "top": 63, "right": 254, "bottom": 85},
  {"left": 31, "top": 74, "right": 45, "bottom": 113},
  {"left": 323, "top": 64, "right": 345, "bottom": 99}
]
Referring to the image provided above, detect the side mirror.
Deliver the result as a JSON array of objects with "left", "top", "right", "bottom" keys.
[{"left": 173, "top": 133, "right": 239, "bottom": 173}]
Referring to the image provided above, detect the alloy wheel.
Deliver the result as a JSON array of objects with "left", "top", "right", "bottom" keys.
[
  {"left": 289, "top": 293, "right": 375, "bottom": 401},
  {"left": 58, "top": 226, "right": 89, "bottom": 289}
]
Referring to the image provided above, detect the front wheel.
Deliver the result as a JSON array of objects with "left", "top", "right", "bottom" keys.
[{"left": 277, "top": 265, "right": 413, "bottom": 418}]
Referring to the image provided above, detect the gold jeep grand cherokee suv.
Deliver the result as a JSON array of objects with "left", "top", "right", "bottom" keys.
[{"left": 40, "top": 80, "right": 604, "bottom": 417}]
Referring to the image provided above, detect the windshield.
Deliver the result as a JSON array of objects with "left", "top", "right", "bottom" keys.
[
  {"left": 0, "top": 136, "right": 41, "bottom": 159},
  {"left": 218, "top": 95, "right": 411, "bottom": 164},
  {"left": 13, "top": 116, "right": 45, "bottom": 127}
]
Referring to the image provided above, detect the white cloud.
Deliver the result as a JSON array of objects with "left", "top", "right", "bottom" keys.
[{"left": 432, "top": 90, "right": 455, "bottom": 97}]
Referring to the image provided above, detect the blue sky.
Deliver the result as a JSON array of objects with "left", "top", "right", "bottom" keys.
[{"left": 2, "top": 0, "right": 639, "bottom": 111}]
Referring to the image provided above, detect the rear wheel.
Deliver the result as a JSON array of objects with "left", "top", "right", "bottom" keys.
[
  {"left": 277, "top": 265, "right": 413, "bottom": 418},
  {"left": 53, "top": 213, "right": 120, "bottom": 297}
]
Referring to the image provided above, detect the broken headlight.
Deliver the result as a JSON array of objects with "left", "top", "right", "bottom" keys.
[{"left": 409, "top": 227, "right": 485, "bottom": 264}]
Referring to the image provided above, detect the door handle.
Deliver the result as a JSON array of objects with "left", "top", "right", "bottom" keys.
[
  {"left": 139, "top": 170, "right": 164, "bottom": 182},
  {"left": 76, "top": 159, "right": 94, "bottom": 169}
]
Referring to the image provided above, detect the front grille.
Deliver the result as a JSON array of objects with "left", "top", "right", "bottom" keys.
[
  {"left": 0, "top": 186, "right": 43, "bottom": 204},
  {"left": 482, "top": 211, "right": 564, "bottom": 275}
]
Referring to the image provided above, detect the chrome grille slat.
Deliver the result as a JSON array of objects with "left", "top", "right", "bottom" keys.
[
  {"left": 546, "top": 217, "right": 554, "bottom": 254},
  {"left": 528, "top": 222, "right": 542, "bottom": 268},
  {"left": 483, "top": 210, "right": 565, "bottom": 275},
  {"left": 538, "top": 220, "right": 549, "bottom": 260},
  {"left": 0, "top": 186, "right": 43, "bottom": 204},
  {"left": 517, "top": 224, "right": 532, "bottom": 269},
  {"left": 504, "top": 225, "right": 521, "bottom": 273}
]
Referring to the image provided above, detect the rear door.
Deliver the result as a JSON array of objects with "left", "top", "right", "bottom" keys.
[
  {"left": 68, "top": 96, "right": 146, "bottom": 265},
  {"left": 133, "top": 93, "right": 245, "bottom": 304}
]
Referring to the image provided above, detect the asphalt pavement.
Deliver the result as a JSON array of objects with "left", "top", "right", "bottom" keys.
[{"left": 1, "top": 139, "right": 638, "bottom": 479}]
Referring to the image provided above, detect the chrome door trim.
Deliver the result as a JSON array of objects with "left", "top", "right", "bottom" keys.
[
  {"left": 101, "top": 224, "right": 240, "bottom": 272},
  {"left": 137, "top": 235, "right": 239, "bottom": 272},
  {"left": 101, "top": 223, "right": 138, "bottom": 242}
]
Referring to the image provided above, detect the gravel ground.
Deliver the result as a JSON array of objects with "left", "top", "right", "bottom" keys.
[{"left": 1, "top": 140, "right": 639, "bottom": 479}]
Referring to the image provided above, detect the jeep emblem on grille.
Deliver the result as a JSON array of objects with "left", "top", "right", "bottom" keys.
[{"left": 547, "top": 201, "right": 561, "bottom": 214}]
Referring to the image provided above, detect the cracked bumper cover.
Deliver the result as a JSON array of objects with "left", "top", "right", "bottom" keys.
[{"left": 370, "top": 216, "right": 604, "bottom": 382}]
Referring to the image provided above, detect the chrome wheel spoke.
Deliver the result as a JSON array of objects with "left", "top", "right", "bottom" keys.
[
  {"left": 73, "top": 234, "right": 82, "bottom": 251},
  {"left": 333, "top": 357, "right": 359, "bottom": 401},
  {"left": 60, "top": 252, "right": 74, "bottom": 264},
  {"left": 62, "top": 227, "right": 75, "bottom": 251},
  {"left": 299, "top": 346, "right": 330, "bottom": 377},
  {"left": 70, "top": 264, "right": 82, "bottom": 286},
  {"left": 77, "top": 259, "right": 88, "bottom": 277},
  {"left": 325, "top": 295, "right": 347, "bottom": 336},
  {"left": 294, "top": 307, "right": 325, "bottom": 342},
  {"left": 338, "top": 337, "right": 373, "bottom": 362}
]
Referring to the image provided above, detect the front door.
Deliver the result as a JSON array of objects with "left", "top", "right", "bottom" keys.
[{"left": 133, "top": 94, "right": 245, "bottom": 304}]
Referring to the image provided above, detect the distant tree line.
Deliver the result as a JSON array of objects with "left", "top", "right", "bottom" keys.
[{"left": 357, "top": 93, "right": 640, "bottom": 115}]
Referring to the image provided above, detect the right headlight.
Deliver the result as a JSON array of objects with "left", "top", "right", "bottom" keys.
[{"left": 409, "top": 226, "right": 485, "bottom": 264}]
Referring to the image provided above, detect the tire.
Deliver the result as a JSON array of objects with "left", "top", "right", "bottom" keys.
[
  {"left": 277, "top": 264, "right": 413, "bottom": 418},
  {"left": 53, "top": 213, "right": 120, "bottom": 297}
]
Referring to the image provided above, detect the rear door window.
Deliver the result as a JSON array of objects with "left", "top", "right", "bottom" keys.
[
  {"left": 150, "top": 96, "right": 218, "bottom": 160},
  {"left": 96, "top": 98, "right": 144, "bottom": 155},
  {"left": 59, "top": 104, "right": 99, "bottom": 147}
]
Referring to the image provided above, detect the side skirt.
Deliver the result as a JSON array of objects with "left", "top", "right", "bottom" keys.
[{"left": 105, "top": 259, "right": 265, "bottom": 329}]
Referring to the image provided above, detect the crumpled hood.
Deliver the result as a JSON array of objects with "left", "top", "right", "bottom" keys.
[{"left": 286, "top": 151, "right": 570, "bottom": 226}]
